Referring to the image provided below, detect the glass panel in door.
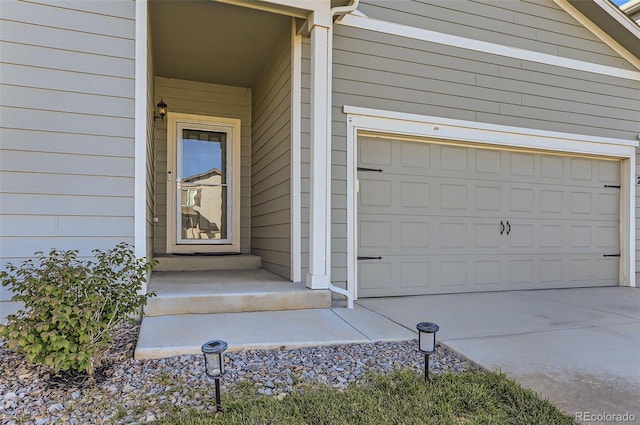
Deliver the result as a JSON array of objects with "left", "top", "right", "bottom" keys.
[{"left": 178, "top": 129, "right": 229, "bottom": 243}]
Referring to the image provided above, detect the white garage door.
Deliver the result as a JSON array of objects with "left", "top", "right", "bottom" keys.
[{"left": 357, "top": 136, "right": 620, "bottom": 297}]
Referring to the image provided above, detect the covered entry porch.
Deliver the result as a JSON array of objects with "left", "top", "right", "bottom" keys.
[{"left": 134, "top": 1, "right": 349, "bottom": 320}]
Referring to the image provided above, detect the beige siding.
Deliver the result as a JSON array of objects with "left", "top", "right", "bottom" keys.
[
  {"left": 300, "top": 37, "right": 311, "bottom": 281},
  {"left": 251, "top": 30, "right": 292, "bottom": 279},
  {"left": 0, "top": 0, "right": 136, "bottom": 302},
  {"left": 331, "top": 23, "right": 640, "bottom": 283},
  {"left": 153, "top": 77, "right": 252, "bottom": 254},
  {"left": 357, "top": 0, "right": 636, "bottom": 70}
]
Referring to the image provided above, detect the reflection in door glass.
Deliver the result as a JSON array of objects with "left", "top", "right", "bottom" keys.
[{"left": 180, "top": 130, "right": 227, "bottom": 241}]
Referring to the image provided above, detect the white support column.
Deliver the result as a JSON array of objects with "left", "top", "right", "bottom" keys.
[
  {"left": 134, "top": 0, "right": 148, "bottom": 261},
  {"left": 306, "top": 18, "right": 331, "bottom": 289}
]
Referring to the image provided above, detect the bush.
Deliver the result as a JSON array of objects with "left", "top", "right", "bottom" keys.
[{"left": 0, "top": 242, "right": 156, "bottom": 376}]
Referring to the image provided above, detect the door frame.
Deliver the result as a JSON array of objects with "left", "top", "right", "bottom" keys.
[
  {"left": 166, "top": 112, "right": 242, "bottom": 253},
  {"left": 345, "top": 105, "right": 637, "bottom": 300}
]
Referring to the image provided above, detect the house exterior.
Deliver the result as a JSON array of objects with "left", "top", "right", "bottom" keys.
[
  {"left": 1, "top": 0, "right": 639, "bottom": 321},
  {"left": 621, "top": 0, "right": 640, "bottom": 23}
]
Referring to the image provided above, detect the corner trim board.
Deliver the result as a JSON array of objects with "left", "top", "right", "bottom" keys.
[{"left": 134, "top": 0, "right": 148, "bottom": 262}]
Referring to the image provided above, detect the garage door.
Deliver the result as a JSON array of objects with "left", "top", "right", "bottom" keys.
[{"left": 357, "top": 136, "right": 620, "bottom": 297}]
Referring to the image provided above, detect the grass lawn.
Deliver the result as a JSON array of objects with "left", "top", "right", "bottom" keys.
[{"left": 156, "top": 369, "right": 576, "bottom": 425}]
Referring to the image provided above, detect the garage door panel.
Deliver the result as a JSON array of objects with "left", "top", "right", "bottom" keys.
[
  {"left": 596, "top": 225, "right": 618, "bottom": 249},
  {"left": 399, "top": 261, "right": 431, "bottom": 288},
  {"left": 358, "top": 137, "right": 392, "bottom": 165},
  {"left": 475, "top": 185, "right": 502, "bottom": 211},
  {"left": 400, "top": 141, "right": 431, "bottom": 169},
  {"left": 474, "top": 260, "right": 502, "bottom": 285},
  {"left": 359, "top": 220, "right": 392, "bottom": 248},
  {"left": 474, "top": 222, "right": 501, "bottom": 248},
  {"left": 475, "top": 149, "right": 502, "bottom": 175},
  {"left": 357, "top": 138, "right": 620, "bottom": 297},
  {"left": 359, "top": 178, "right": 392, "bottom": 207},
  {"left": 401, "top": 181, "right": 430, "bottom": 208},
  {"left": 400, "top": 222, "right": 430, "bottom": 248},
  {"left": 359, "top": 260, "right": 392, "bottom": 291}
]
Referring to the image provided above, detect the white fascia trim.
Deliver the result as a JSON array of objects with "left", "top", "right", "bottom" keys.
[
  {"left": 338, "top": 14, "right": 640, "bottom": 81},
  {"left": 134, "top": 0, "right": 148, "bottom": 260},
  {"left": 553, "top": 0, "right": 640, "bottom": 72},
  {"left": 345, "top": 106, "right": 637, "bottom": 297},
  {"left": 291, "top": 19, "right": 302, "bottom": 283}
]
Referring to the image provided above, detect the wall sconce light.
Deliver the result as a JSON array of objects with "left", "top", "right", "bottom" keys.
[
  {"left": 154, "top": 98, "right": 167, "bottom": 121},
  {"left": 416, "top": 321, "right": 439, "bottom": 383}
]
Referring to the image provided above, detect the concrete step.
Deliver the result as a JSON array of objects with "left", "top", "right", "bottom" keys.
[
  {"left": 153, "top": 254, "right": 261, "bottom": 272},
  {"left": 134, "top": 306, "right": 417, "bottom": 359},
  {"left": 144, "top": 269, "right": 331, "bottom": 316}
]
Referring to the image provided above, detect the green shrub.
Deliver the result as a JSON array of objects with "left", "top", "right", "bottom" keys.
[{"left": 0, "top": 242, "right": 156, "bottom": 376}]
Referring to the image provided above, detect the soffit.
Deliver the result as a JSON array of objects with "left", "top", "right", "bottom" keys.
[{"left": 150, "top": 0, "right": 291, "bottom": 88}]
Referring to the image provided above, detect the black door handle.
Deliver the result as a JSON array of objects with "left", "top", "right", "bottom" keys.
[
  {"left": 500, "top": 221, "right": 505, "bottom": 235},
  {"left": 506, "top": 221, "right": 511, "bottom": 235}
]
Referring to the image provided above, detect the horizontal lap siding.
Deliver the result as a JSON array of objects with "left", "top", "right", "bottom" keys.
[
  {"left": 357, "top": 0, "right": 635, "bottom": 70},
  {"left": 0, "top": 0, "right": 136, "bottom": 301},
  {"left": 154, "top": 77, "right": 252, "bottom": 254},
  {"left": 331, "top": 23, "right": 640, "bottom": 283},
  {"left": 251, "top": 30, "right": 292, "bottom": 279},
  {"left": 301, "top": 38, "right": 311, "bottom": 280}
]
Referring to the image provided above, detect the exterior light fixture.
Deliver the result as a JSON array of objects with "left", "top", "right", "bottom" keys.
[
  {"left": 201, "top": 339, "right": 228, "bottom": 412},
  {"left": 154, "top": 98, "right": 167, "bottom": 120},
  {"left": 416, "top": 322, "right": 439, "bottom": 383}
]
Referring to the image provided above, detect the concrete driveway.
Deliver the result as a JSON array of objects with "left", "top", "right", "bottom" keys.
[{"left": 357, "top": 287, "right": 640, "bottom": 423}]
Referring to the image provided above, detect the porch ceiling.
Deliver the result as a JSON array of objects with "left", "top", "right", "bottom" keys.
[{"left": 150, "top": 0, "right": 292, "bottom": 88}]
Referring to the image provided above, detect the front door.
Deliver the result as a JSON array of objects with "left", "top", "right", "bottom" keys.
[{"left": 167, "top": 113, "right": 241, "bottom": 253}]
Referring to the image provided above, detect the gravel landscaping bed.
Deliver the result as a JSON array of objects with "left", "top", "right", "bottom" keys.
[{"left": 1, "top": 323, "right": 474, "bottom": 425}]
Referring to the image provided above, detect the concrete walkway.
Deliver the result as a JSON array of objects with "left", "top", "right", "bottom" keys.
[
  {"left": 137, "top": 286, "right": 639, "bottom": 422},
  {"left": 358, "top": 287, "right": 640, "bottom": 423}
]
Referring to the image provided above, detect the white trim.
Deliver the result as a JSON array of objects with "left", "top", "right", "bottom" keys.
[
  {"left": 291, "top": 19, "right": 302, "bottom": 283},
  {"left": 553, "top": 0, "right": 640, "bottom": 73},
  {"left": 166, "top": 112, "right": 242, "bottom": 253},
  {"left": 343, "top": 106, "right": 638, "bottom": 153},
  {"left": 620, "top": 157, "right": 636, "bottom": 286},
  {"left": 345, "top": 113, "right": 358, "bottom": 300},
  {"left": 337, "top": 14, "right": 640, "bottom": 81},
  {"left": 345, "top": 106, "right": 637, "bottom": 299},
  {"left": 306, "top": 23, "right": 332, "bottom": 289},
  {"left": 134, "top": 0, "right": 148, "bottom": 260}
]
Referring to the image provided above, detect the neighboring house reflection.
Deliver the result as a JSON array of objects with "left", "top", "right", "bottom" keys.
[{"left": 181, "top": 167, "right": 226, "bottom": 240}]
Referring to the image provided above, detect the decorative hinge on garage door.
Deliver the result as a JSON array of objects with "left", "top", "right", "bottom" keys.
[
  {"left": 603, "top": 254, "right": 621, "bottom": 257},
  {"left": 603, "top": 185, "right": 620, "bottom": 188},
  {"left": 357, "top": 167, "right": 383, "bottom": 172},
  {"left": 357, "top": 256, "right": 383, "bottom": 260}
]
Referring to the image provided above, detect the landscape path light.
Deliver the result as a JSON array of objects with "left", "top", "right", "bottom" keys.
[
  {"left": 416, "top": 322, "right": 439, "bottom": 383},
  {"left": 201, "top": 339, "right": 228, "bottom": 412}
]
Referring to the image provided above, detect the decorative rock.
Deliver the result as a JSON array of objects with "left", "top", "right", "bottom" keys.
[
  {"left": 0, "top": 323, "right": 474, "bottom": 424},
  {"left": 47, "top": 402, "right": 64, "bottom": 412}
]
